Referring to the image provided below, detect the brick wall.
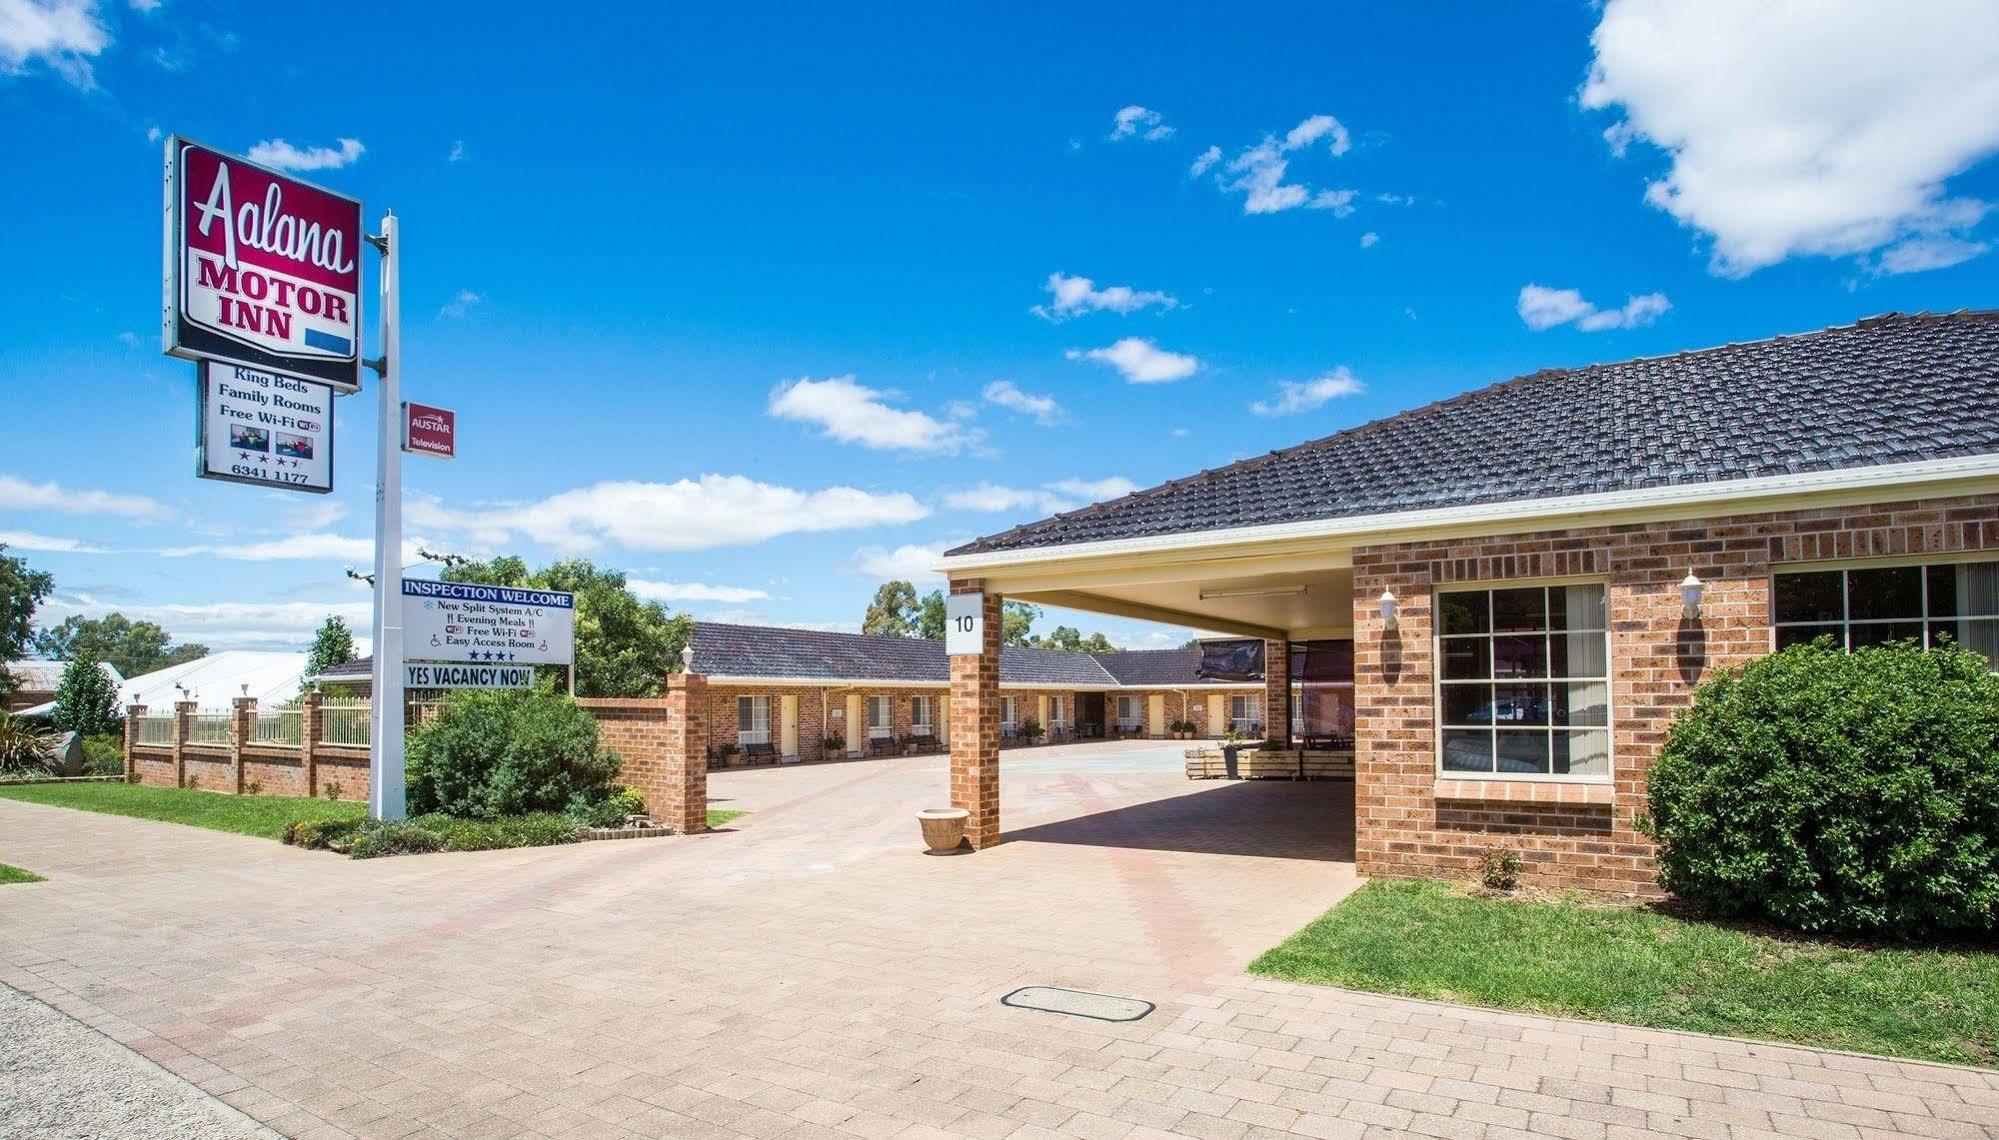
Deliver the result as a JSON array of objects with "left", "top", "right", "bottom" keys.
[
  {"left": 949, "top": 582, "right": 1002, "bottom": 849},
  {"left": 1352, "top": 491, "right": 1999, "bottom": 891}
]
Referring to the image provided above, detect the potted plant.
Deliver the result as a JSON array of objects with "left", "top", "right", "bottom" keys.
[
  {"left": 717, "top": 741, "right": 740, "bottom": 765},
  {"left": 917, "top": 807, "right": 970, "bottom": 853},
  {"left": 822, "top": 734, "right": 844, "bottom": 758},
  {"left": 1021, "top": 718, "right": 1045, "bottom": 743},
  {"left": 899, "top": 732, "right": 921, "bottom": 756}
]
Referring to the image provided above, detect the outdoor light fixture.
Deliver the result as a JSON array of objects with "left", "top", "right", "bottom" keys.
[
  {"left": 1680, "top": 570, "right": 1706, "bottom": 617},
  {"left": 1378, "top": 589, "right": 1399, "bottom": 623},
  {"left": 1197, "top": 585, "right": 1307, "bottom": 600}
]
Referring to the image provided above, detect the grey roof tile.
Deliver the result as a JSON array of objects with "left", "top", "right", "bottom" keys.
[{"left": 949, "top": 311, "right": 1999, "bottom": 556}]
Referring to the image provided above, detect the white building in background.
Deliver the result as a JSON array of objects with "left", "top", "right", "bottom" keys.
[{"left": 14, "top": 651, "right": 307, "bottom": 718}]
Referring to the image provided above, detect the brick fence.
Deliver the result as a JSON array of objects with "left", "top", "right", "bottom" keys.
[{"left": 123, "top": 680, "right": 713, "bottom": 832}]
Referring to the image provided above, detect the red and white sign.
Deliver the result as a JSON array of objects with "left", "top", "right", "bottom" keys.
[
  {"left": 403, "top": 402, "right": 456, "bottom": 459},
  {"left": 164, "top": 136, "right": 364, "bottom": 392}
]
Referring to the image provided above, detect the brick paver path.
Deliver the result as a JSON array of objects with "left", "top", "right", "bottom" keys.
[{"left": 2, "top": 742, "right": 1994, "bottom": 1139}]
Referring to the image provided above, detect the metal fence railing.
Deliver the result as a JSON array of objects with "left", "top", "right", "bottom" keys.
[
  {"left": 187, "top": 712, "right": 233, "bottom": 746},
  {"left": 320, "top": 701, "right": 371, "bottom": 747},
  {"left": 251, "top": 707, "right": 303, "bottom": 747},
  {"left": 137, "top": 716, "right": 174, "bottom": 746}
]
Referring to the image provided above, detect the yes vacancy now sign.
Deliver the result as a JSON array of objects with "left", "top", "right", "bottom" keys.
[{"left": 163, "top": 137, "right": 364, "bottom": 392}]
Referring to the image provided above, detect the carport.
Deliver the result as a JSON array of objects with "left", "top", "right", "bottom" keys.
[{"left": 935, "top": 536, "right": 1361, "bottom": 852}]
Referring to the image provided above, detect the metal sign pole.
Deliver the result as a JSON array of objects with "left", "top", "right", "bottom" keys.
[{"left": 367, "top": 211, "right": 406, "bottom": 821}]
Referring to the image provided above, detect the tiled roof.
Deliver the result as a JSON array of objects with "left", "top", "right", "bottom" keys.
[
  {"left": 1093, "top": 648, "right": 1205, "bottom": 686},
  {"left": 950, "top": 311, "right": 1999, "bottom": 556}
]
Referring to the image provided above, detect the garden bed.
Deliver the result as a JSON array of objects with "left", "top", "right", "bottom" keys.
[{"left": 1250, "top": 878, "right": 1999, "bottom": 1068}]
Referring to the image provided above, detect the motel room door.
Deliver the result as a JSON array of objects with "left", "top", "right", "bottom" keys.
[
  {"left": 1146, "top": 693, "right": 1165, "bottom": 738},
  {"left": 779, "top": 695, "right": 799, "bottom": 760},
  {"left": 1079, "top": 692, "right": 1105, "bottom": 737}
]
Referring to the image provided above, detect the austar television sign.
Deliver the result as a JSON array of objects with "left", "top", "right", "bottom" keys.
[{"left": 163, "top": 136, "right": 364, "bottom": 392}]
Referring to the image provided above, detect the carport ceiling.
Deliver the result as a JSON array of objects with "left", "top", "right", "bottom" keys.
[{"left": 1010, "top": 567, "right": 1354, "bottom": 640}]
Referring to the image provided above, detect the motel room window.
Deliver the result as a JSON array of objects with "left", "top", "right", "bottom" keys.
[
  {"left": 1773, "top": 560, "right": 1999, "bottom": 665},
  {"left": 1115, "top": 695, "right": 1142, "bottom": 731},
  {"left": 1000, "top": 695, "right": 1020, "bottom": 734},
  {"left": 910, "top": 695, "right": 934, "bottom": 736},
  {"left": 737, "top": 696, "right": 771, "bottom": 748},
  {"left": 1437, "top": 583, "right": 1610, "bottom": 780},
  {"left": 866, "top": 695, "right": 892, "bottom": 741},
  {"left": 1047, "top": 695, "right": 1068, "bottom": 732},
  {"left": 1227, "top": 694, "right": 1259, "bottom": 733}
]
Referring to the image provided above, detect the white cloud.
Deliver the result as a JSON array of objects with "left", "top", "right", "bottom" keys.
[
  {"left": 407, "top": 475, "right": 930, "bottom": 554},
  {"left": 438, "top": 289, "right": 481, "bottom": 319},
  {"left": 1109, "top": 105, "right": 1173, "bottom": 142},
  {"left": 851, "top": 542, "right": 951, "bottom": 583},
  {"left": 1066, "top": 337, "right": 1200, "bottom": 384},
  {"left": 0, "top": 529, "right": 109, "bottom": 553},
  {"left": 943, "top": 476, "right": 1138, "bottom": 516},
  {"left": 447, "top": 140, "right": 465, "bottom": 162},
  {"left": 981, "top": 380, "right": 1063, "bottom": 426},
  {"left": 41, "top": 592, "right": 372, "bottom": 652},
  {"left": 1030, "top": 272, "right": 1178, "bottom": 321},
  {"left": 128, "top": 0, "right": 160, "bottom": 10},
  {"left": 1205, "top": 115, "right": 1358, "bottom": 215},
  {"left": 0, "top": 0, "right": 109, "bottom": 86},
  {"left": 1359, "top": 231, "right": 1380, "bottom": 248},
  {"left": 163, "top": 532, "right": 374, "bottom": 562},
  {"left": 1250, "top": 368, "right": 1366, "bottom": 417},
  {"left": 245, "top": 137, "right": 366, "bottom": 172},
  {"left": 1516, "top": 284, "right": 1671, "bottom": 332},
  {"left": 1581, "top": 0, "right": 1999, "bottom": 276},
  {"left": 1189, "top": 145, "right": 1221, "bottom": 176},
  {"left": 768, "top": 375, "right": 980, "bottom": 454},
  {"left": 0, "top": 474, "right": 165, "bottom": 519},
  {"left": 144, "top": 124, "right": 160, "bottom": 143},
  {"left": 627, "top": 579, "right": 769, "bottom": 604}
]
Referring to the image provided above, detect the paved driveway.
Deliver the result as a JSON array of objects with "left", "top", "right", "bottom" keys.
[{"left": 2, "top": 742, "right": 1994, "bottom": 1139}]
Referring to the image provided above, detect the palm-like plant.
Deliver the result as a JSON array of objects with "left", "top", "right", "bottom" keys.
[{"left": 0, "top": 712, "right": 58, "bottom": 776}]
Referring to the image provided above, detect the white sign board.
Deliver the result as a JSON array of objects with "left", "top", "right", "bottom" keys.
[
  {"left": 404, "top": 662, "right": 533, "bottom": 690},
  {"left": 945, "top": 592, "right": 985, "bottom": 655},
  {"left": 402, "top": 579, "right": 576, "bottom": 665},
  {"left": 197, "top": 361, "right": 333, "bottom": 493}
]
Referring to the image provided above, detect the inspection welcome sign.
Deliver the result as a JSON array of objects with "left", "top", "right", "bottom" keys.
[
  {"left": 163, "top": 136, "right": 365, "bottom": 392},
  {"left": 401, "top": 579, "right": 576, "bottom": 666}
]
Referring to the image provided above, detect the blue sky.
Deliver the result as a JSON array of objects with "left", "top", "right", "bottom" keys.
[{"left": 3, "top": 0, "right": 1997, "bottom": 653}]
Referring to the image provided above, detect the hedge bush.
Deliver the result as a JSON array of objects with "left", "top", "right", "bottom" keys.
[
  {"left": 405, "top": 688, "right": 622, "bottom": 819},
  {"left": 1647, "top": 638, "right": 1999, "bottom": 936},
  {"left": 284, "top": 811, "right": 581, "bottom": 859}
]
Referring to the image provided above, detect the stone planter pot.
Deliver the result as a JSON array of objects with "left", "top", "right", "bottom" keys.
[{"left": 917, "top": 807, "right": 970, "bottom": 853}]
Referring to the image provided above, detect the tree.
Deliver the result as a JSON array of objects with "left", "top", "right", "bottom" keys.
[
  {"left": 915, "top": 590, "right": 946, "bottom": 640},
  {"left": 1001, "top": 601, "right": 1040, "bottom": 647},
  {"left": 862, "top": 580, "right": 920, "bottom": 638},
  {"left": 50, "top": 654, "right": 120, "bottom": 736},
  {"left": 0, "top": 546, "right": 53, "bottom": 702},
  {"left": 1029, "top": 625, "right": 1120, "bottom": 654},
  {"left": 32, "top": 613, "right": 207, "bottom": 679},
  {"left": 304, "top": 615, "right": 356, "bottom": 687},
  {"left": 440, "top": 556, "right": 690, "bottom": 697}
]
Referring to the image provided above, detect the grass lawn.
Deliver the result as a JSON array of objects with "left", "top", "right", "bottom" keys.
[
  {"left": 0, "top": 782, "right": 362, "bottom": 841},
  {"left": 1251, "top": 878, "right": 1999, "bottom": 1069},
  {"left": 707, "top": 809, "right": 746, "bottom": 827},
  {"left": 0, "top": 862, "right": 44, "bottom": 884}
]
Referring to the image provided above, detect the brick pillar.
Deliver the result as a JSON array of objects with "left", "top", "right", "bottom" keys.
[
  {"left": 230, "top": 697, "right": 255, "bottom": 794},
  {"left": 662, "top": 673, "right": 709, "bottom": 834},
  {"left": 300, "top": 691, "right": 323, "bottom": 797},
  {"left": 172, "top": 700, "right": 196, "bottom": 788},
  {"left": 1264, "top": 640, "right": 1291, "bottom": 747},
  {"left": 123, "top": 704, "right": 144, "bottom": 781},
  {"left": 949, "top": 580, "right": 1002, "bottom": 849}
]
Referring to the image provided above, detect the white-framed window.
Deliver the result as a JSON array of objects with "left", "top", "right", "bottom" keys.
[
  {"left": 866, "top": 695, "right": 892, "bottom": 740},
  {"left": 1000, "top": 695, "right": 1019, "bottom": 734},
  {"left": 1115, "top": 694, "right": 1141, "bottom": 730},
  {"left": 1227, "top": 694, "right": 1259, "bottom": 733},
  {"left": 1047, "top": 695, "right": 1068, "bottom": 732},
  {"left": 910, "top": 695, "right": 934, "bottom": 736},
  {"left": 737, "top": 695, "right": 771, "bottom": 748},
  {"left": 1436, "top": 582, "right": 1609, "bottom": 781},
  {"left": 1774, "top": 559, "right": 1999, "bottom": 665}
]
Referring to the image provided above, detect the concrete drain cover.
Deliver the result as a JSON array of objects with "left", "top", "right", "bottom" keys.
[{"left": 1000, "top": 986, "right": 1154, "bottom": 1023}]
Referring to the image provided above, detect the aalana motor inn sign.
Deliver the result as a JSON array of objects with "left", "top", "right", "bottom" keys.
[{"left": 163, "top": 136, "right": 364, "bottom": 392}]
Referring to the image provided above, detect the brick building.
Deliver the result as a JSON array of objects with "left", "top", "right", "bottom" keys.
[{"left": 936, "top": 312, "right": 1999, "bottom": 889}]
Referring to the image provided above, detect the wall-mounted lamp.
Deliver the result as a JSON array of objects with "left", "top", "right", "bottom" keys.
[
  {"left": 1680, "top": 570, "right": 1706, "bottom": 618},
  {"left": 1378, "top": 588, "right": 1399, "bottom": 624}
]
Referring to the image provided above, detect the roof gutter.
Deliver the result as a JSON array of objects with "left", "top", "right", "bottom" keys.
[{"left": 936, "top": 453, "right": 1999, "bottom": 575}]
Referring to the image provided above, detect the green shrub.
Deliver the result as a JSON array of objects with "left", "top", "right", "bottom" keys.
[
  {"left": 348, "top": 819, "right": 447, "bottom": 859},
  {"left": 80, "top": 732, "right": 124, "bottom": 776},
  {"left": 1648, "top": 638, "right": 1999, "bottom": 936},
  {"left": 405, "top": 688, "right": 622, "bottom": 819},
  {"left": 284, "top": 817, "right": 363, "bottom": 852}
]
